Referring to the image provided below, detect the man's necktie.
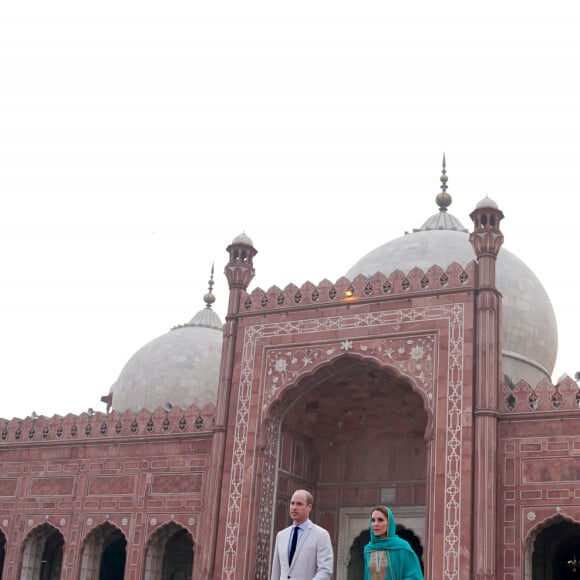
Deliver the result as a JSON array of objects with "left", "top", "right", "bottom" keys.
[{"left": 289, "top": 526, "right": 298, "bottom": 564}]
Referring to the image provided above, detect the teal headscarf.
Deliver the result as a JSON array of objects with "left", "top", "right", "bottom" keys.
[{"left": 363, "top": 506, "right": 424, "bottom": 580}]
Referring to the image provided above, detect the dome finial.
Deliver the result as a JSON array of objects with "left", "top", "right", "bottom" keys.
[
  {"left": 436, "top": 153, "right": 452, "bottom": 211},
  {"left": 204, "top": 263, "right": 216, "bottom": 309}
]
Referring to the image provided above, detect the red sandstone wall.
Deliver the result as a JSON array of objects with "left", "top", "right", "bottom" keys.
[
  {"left": 498, "top": 399, "right": 580, "bottom": 580},
  {"left": 0, "top": 404, "right": 215, "bottom": 580}
]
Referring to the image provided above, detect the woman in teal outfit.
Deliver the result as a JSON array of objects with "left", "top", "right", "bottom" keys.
[{"left": 363, "top": 505, "right": 424, "bottom": 580}]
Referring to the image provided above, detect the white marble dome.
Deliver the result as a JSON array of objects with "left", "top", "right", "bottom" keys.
[
  {"left": 346, "top": 198, "right": 558, "bottom": 387},
  {"left": 109, "top": 303, "right": 223, "bottom": 413}
]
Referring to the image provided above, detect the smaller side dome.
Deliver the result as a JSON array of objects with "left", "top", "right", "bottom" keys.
[{"left": 108, "top": 270, "right": 224, "bottom": 413}]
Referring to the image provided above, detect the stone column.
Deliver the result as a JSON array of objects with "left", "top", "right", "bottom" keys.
[
  {"left": 201, "top": 233, "right": 257, "bottom": 579},
  {"left": 469, "top": 198, "right": 504, "bottom": 579}
]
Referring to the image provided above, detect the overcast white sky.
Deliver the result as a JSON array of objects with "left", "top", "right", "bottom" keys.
[{"left": 1, "top": 2, "right": 579, "bottom": 420}]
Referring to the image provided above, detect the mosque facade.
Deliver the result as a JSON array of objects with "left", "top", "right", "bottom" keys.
[{"left": 1, "top": 168, "right": 580, "bottom": 579}]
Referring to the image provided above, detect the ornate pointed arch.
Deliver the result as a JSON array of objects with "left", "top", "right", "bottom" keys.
[
  {"left": 19, "top": 522, "right": 64, "bottom": 580},
  {"left": 261, "top": 350, "right": 434, "bottom": 448},
  {"left": 144, "top": 521, "right": 194, "bottom": 580},
  {"left": 526, "top": 511, "right": 580, "bottom": 544},
  {"left": 79, "top": 520, "right": 127, "bottom": 580},
  {"left": 523, "top": 510, "right": 580, "bottom": 580},
  {"left": 255, "top": 351, "right": 433, "bottom": 578}
]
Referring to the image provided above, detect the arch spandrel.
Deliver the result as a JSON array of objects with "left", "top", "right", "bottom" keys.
[
  {"left": 261, "top": 350, "right": 434, "bottom": 448},
  {"left": 21, "top": 521, "right": 65, "bottom": 541},
  {"left": 524, "top": 509, "right": 580, "bottom": 546},
  {"left": 144, "top": 519, "right": 196, "bottom": 549},
  {"left": 79, "top": 519, "right": 127, "bottom": 552},
  {"left": 262, "top": 336, "right": 436, "bottom": 415}
]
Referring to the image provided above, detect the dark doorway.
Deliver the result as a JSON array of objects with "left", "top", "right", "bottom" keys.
[
  {"left": 81, "top": 522, "right": 127, "bottom": 580},
  {"left": 20, "top": 524, "right": 64, "bottom": 580},
  {"left": 99, "top": 534, "right": 127, "bottom": 580},
  {"left": 0, "top": 530, "right": 5, "bottom": 580},
  {"left": 532, "top": 519, "right": 580, "bottom": 580},
  {"left": 40, "top": 529, "right": 64, "bottom": 580},
  {"left": 161, "top": 527, "right": 193, "bottom": 580},
  {"left": 145, "top": 522, "right": 194, "bottom": 580},
  {"left": 347, "top": 525, "right": 424, "bottom": 580}
]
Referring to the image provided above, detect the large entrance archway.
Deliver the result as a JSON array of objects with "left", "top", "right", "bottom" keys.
[
  {"left": 269, "top": 355, "right": 428, "bottom": 579},
  {"left": 532, "top": 518, "right": 580, "bottom": 580}
]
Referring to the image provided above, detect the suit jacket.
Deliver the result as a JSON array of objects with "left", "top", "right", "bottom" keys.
[{"left": 270, "top": 520, "right": 333, "bottom": 580}]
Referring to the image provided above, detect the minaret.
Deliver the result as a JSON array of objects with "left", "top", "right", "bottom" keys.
[
  {"left": 469, "top": 196, "right": 505, "bottom": 580},
  {"left": 224, "top": 231, "right": 258, "bottom": 316},
  {"left": 203, "top": 232, "right": 257, "bottom": 578}
]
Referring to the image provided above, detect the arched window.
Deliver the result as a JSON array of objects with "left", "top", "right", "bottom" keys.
[
  {"left": 530, "top": 517, "right": 580, "bottom": 580},
  {"left": 79, "top": 522, "right": 126, "bottom": 580},
  {"left": 144, "top": 522, "right": 193, "bottom": 580},
  {"left": 19, "top": 523, "right": 64, "bottom": 580}
]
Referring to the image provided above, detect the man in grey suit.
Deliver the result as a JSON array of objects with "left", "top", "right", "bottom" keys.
[{"left": 271, "top": 489, "right": 334, "bottom": 580}]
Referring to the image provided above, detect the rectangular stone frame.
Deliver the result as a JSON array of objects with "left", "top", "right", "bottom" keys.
[{"left": 336, "top": 505, "right": 426, "bottom": 580}]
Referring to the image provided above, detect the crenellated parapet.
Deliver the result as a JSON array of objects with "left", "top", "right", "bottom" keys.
[
  {"left": 0, "top": 402, "right": 217, "bottom": 445},
  {"left": 503, "top": 375, "right": 580, "bottom": 413},
  {"left": 240, "top": 262, "right": 476, "bottom": 313}
]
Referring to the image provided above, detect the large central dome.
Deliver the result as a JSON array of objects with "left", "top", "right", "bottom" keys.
[{"left": 346, "top": 191, "right": 557, "bottom": 387}]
